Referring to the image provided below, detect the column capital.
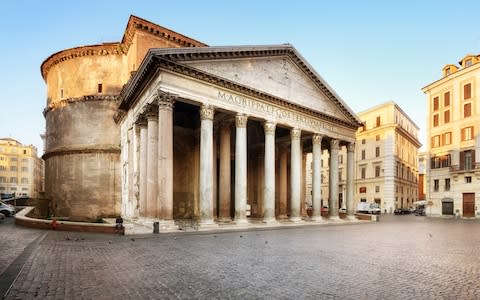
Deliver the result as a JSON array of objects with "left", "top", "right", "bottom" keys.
[
  {"left": 220, "top": 121, "right": 233, "bottom": 131},
  {"left": 291, "top": 128, "right": 301, "bottom": 141},
  {"left": 135, "top": 115, "right": 147, "bottom": 127},
  {"left": 235, "top": 114, "right": 248, "bottom": 128},
  {"left": 154, "top": 90, "right": 176, "bottom": 111},
  {"left": 330, "top": 138, "right": 340, "bottom": 150},
  {"left": 264, "top": 121, "right": 276, "bottom": 135},
  {"left": 200, "top": 105, "right": 215, "bottom": 121},
  {"left": 145, "top": 103, "right": 158, "bottom": 120},
  {"left": 347, "top": 142, "right": 355, "bottom": 153},
  {"left": 312, "top": 134, "right": 323, "bottom": 145}
]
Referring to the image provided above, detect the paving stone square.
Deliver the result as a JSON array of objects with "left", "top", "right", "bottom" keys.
[{"left": 2, "top": 215, "right": 480, "bottom": 299}]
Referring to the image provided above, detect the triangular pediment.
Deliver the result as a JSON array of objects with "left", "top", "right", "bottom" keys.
[
  {"left": 183, "top": 56, "right": 349, "bottom": 122},
  {"left": 120, "top": 45, "right": 362, "bottom": 127}
]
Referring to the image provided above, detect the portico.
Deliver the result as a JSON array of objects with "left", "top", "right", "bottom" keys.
[{"left": 117, "top": 45, "right": 362, "bottom": 231}]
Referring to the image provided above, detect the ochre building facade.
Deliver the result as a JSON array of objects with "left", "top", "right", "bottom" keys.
[
  {"left": 423, "top": 54, "right": 480, "bottom": 217},
  {"left": 0, "top": 138, "right": 44, "bottom": 199}
]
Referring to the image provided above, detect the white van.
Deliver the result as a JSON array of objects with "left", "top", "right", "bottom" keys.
[{"left": 0, "top": 200, "right": 15, "bottom": 217}]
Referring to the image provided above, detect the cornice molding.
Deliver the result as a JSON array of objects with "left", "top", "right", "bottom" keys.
[
  {"left": 41, "top": 44, "right": 124, "bottom": 80},
  {"left": 43, "top": 95, "right": 119, "bottom": 116},
  {"left": 42, "top": 147, "right": 121, "bottom": 160},
  {"left": 121, "top": 15, "right": 207, "bottom": 54},
  {"left": 118, "top": 51, "right": 361, "bottom": 130},
  {"left": 41, "top": 15, "right": 207, "bottom": 81}
]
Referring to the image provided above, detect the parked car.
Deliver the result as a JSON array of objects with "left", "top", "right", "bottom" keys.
[
  {"left": 414, "top": 208, "right": 426, "bottom": 216},
  {"left": 357, "top": 202, "right": 381, "bottom": 215},
  {"left": 394, "top": 208, "right": 410, "bottom": 215},
  {"left": 0, "top": 212, "right": 5, "bottom": 222},
  {"left": 0, "top": 200, "right": 15, "bottom": 217}
]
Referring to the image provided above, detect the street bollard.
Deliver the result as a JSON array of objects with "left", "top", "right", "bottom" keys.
[{"left": 153, "top": 221, "right": 159, "bottom": 234}]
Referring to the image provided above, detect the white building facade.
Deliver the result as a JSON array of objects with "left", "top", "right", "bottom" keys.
[{"left": 116, "top": 45, "right": 363, "bottom": 230}]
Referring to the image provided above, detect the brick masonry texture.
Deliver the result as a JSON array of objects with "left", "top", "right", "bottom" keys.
[{"left": 2, "top": 215, "right": 480, "bottom": 299}]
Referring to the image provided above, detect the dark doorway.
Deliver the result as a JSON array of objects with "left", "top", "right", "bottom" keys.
[
  {"left": 463, "top": 193, "right": 475, "bottom": 217},
  {"left": 442, "top": 200, "right": 454, "bottom": 215}
]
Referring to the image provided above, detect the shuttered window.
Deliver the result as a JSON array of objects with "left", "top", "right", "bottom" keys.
[
  {"left": 461, "top": 150, "right": 475, "bottom": 171},
  {"left": 433, "top": 114, "right": 439, "bottom": 127},
  {"left": 464, "top": 83, "right": 471, "bottom": 99},
  {"left": 443, "top": 132, "right": 451, "bottom": 145},
  {"left": 444, "top": 110, "right": 450, "bottom": 123},
  {"left": 444, "top": 92, "right": 450, "bottom": 106},
  {"left": 461, "top": 126, "right": 474, "bottom": 141},
  {"left": 433, "top": 97, "right": 439, "bottom": 111},
  {"left": 464, "top": 103, "right": 471, "bottom": 118}
]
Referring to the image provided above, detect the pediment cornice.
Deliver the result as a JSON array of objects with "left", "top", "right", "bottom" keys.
[{"left": 118, "top": 45, "right": 362, "bottom": 128}]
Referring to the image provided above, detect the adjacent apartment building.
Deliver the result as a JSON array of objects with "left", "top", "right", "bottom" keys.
[
  {"left": 312, "top": 101, "right": 421, "bottom": 213},
  {"left": 0, "top": 138, "right": 44, "bottom": 198},
  {"left": 422, "top": 54, "right": 480, "bottom": 217}
]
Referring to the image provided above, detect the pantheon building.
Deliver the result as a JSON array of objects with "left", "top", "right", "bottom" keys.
[{"left": 42, "top": 16, "right": 362, "bottom": 229}]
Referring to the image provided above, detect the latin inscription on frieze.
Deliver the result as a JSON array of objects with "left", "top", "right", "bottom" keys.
[{"left": 217, "top": 90, "right": 335, "bottom": 133}]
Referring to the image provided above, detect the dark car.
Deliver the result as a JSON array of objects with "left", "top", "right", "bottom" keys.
[
  {"left": 414, "top": 208, "right": 426, "bottom": 216},
  {"left": 394, "top": 208, "right": 411, "bottom": 215}
]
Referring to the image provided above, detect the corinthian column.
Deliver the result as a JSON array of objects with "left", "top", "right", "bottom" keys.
[
  {"left": 218, "top": 122, "right": 232, "bottom": 222},
  {"left": 137, "top": 117, "right": 148, "bottom": 217},
  {"left": 156, "top": 93, "right": 177, "bottom": 229},
  {"left": 290, "top": 128, "right": 302, "bottom": 222},
  {"left": 346, "top": 142, "right": 356, "bottom": 220},
  {"left": 278, "top": 148, "right": 288, "bottom": 219},
  {"left": 235, "top": 114, "right": 248, "bottom": 225},
  {"left": 329, "top": 139, "right": 340, "bottom": 220},
  {"left": 263, "top": 121, "right": 277, "bottom": 223},
  {"left": 311, "top": 134, "right": 323, "bottom": 221},
  {"left": 146, "top": 106, "right": 158, "bottom": 219},
  {"left": 199, "top": 105, "right": 217, "bottom": 226}
]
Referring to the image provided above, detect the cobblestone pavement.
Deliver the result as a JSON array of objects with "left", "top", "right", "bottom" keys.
[
  {"left": 2, "top": 215, "right": 480, "bottom": 299},
  {"left": 0, "top": 217, "right": 43, "bottom": 274}
]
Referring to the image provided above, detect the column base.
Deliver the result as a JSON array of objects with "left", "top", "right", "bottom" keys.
[
  {"left": 289, "top": 216, "right": 303, "bottom": 223},
  {"left": 234, "top": 218, "right": 249, "bottom": 227},
  {"left": 217, "top": 217, "right": 233, "bottom": 223},
  {"left": 157, "top": 220, "right": 178, "bottom": 232},
  {"left": 328, "top": 215, "right": 342, "bottom": 221},
  {"left": 309, "top": 216, "right": 326, "bottom": 222},
  {"left": 197, "top": 219, "right": 219, "bottom": 230},
  {"left": 345, "top": 215, "right": 357, "bottom": 221},
  {"left": 262, "top": 218, "right": 279, "bottom": 225}
]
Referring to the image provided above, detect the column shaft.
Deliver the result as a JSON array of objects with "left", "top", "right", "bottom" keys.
[
  {"left": 329, "top": 139, "right": 340, "bottom": 220},
  {"left": 279, "top": 150, "right": 288, "bottom": 219},
  {"left": 235, "top": 114, "right": 248, "bottom": 224},
  {"left": 219, "top": 124, "right": 231, "bottom": 221},
  {"left": 199, "top": 105, "right": 215, "bottom": 225},
  {"left": 139, "top": 123, "right": 148, "bottom": 217},
  {"left": 263, "top": 122, "right": 276, "bottom": 223},
  {"left": 157, "top": 97, "right": 174, "bottom": 222},
  {"left": 290, "top": 128, "right": 302, "bottom": 222},
  {"left": 146, "top": 111, "right": 158, "bottom": 218},
  {"left": 346, "top": 143, "right": 356, "bottom": 220},
  {"left": 312, "top": 134, "right": 323, "bottom": 220}
]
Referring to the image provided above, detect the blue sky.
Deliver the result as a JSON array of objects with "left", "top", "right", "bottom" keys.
[{"left": 1, "top": 1, "right": 480, "bottom": 154}]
